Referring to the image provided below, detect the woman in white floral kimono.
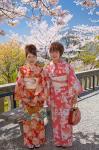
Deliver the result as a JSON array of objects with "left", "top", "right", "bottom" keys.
[{"left": 44, "top": 42, "right": 83, "bottom": 147}]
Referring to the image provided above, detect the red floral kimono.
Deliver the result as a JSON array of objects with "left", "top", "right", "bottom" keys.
[
  {"left": 15, "top": 64, "right": 47, "bottom": 148},
  {"left": 44, "top": 59, "right": 83, "bottom": 147}
]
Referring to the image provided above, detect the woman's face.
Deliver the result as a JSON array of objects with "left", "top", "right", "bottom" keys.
[
  {"left": 50, "top": 50, "right": 60, "bottom": 63},
  {"left": 26, "top": 53, "right": 37, "bottom": 64}
]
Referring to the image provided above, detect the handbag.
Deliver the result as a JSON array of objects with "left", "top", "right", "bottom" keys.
[{"left": 68, "top": 102, "right": 81, "bottom": 126}]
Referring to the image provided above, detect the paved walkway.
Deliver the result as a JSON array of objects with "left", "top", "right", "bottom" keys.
[{"left": 0, "top": 90, "right": 99, "bottom": 150}]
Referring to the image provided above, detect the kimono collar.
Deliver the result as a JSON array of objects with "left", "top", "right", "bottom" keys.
[{"left": 51, "top": 59, "right": 63, "bottom": 66}]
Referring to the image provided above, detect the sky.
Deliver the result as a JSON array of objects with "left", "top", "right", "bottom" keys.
[{"left": 0, "top": 0, "right": 99, "bottom": 43}]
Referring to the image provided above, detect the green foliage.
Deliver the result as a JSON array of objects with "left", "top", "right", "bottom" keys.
[
  {"left": 95, "top": 35, "right": 99, "bottom": 40},
  {"left": 79, "top": 51, "right": 96, "bottom": 65},
  {"left": 0, "top": 40, "right": 25, "bottom": 84},
  {"left": 78, "top": 41, "right": 99, "bottom": 69}
]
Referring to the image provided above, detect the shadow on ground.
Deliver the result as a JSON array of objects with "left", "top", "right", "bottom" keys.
[
  {"left": 0, "top": 90, "right": 99, "bottom": 150},
  {"left": 0, "top": 118, "right": 99, "bottom": 150}
]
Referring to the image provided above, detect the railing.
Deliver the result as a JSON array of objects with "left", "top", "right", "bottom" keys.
[
  {"left": 76, "top": 69, "right": 99, "bottom": 90},
  {"left": 0, "top": 68, "right": 99, "bottom": 113},
  {"left": 0, "top": 83, "right": 16, "bottom": 113}
]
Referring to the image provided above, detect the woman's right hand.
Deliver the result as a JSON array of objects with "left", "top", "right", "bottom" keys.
[{"left": 71, "top": 95, "right": 78, "bottom": 106}]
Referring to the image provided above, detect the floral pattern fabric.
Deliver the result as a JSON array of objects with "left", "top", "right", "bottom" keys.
[
  {"left": 44, "top": 60, "right": 83, "bottom": 146},
  {"left": 15, "top": 64, "right": 47, "bottom": 147}
]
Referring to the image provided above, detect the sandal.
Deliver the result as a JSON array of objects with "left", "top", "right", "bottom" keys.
[
  {"left": 35, "top": 144, "right": 40, "bottom": 148},
  {"left": 28, "top": 145, "right": 35, "bottom": 149}
]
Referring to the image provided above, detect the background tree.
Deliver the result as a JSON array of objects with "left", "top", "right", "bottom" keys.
[
  {"left": 74, "top": 0, "right": 99, "bottom": 23},
  {"left": 78, "top": 41, "right": 99, "bottom": 70},
  {"left": 14, "top": 20, "right": 72, "bottom": 59},
  {"left": 0, "top": 40, "right": 25, "bottom": 84},
  {"left": 0, "top": 0, "right": 71, "bottom": 31}
]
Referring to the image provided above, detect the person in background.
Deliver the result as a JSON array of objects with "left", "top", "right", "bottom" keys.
[
  {"left": 44, "top": 42, "right": 82, "bottom": 148},
  {"left": 15, "top": 44, "right": 47, "bottom": 149}
]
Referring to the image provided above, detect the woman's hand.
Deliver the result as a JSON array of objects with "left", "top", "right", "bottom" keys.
[{"left": 72, "top": 95, "right": 78, "bottom": 105}]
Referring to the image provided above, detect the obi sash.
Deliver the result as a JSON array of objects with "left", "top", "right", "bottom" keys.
[
  {"left": 51, "top": 75, "right": 67, "bottom": 89},
  {"left": 24, "top": 77, "right": 38, "bottom": 90}
]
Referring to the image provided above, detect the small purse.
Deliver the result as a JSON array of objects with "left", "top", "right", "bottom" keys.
[{"left": 68, "top": 103, "right": 81, "bottom": 126}]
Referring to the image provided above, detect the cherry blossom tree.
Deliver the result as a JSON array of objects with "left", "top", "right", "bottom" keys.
[
  {"left": 0, "top": 0, "right": 72, "bottom": 37},
  {"left": 72, "top": 25, "right": 99, "bottom": 46},
  {"left": 8, "top": 17, "right": 72, "bottom": 59},
  {"left": 74, "top": 0, "right": 99, "bottom": 22},
  {"left": 0, "top": 29, "right": 5, "bottom": 36},
  {"left": 62, "top": 25, "right": 99, "bottom": 49},
  {"left": 0, "top": 0, "right": 70, "bottom": 25},
  {"left": 61, "top": 24, "right": 99, "bottom": 61}
]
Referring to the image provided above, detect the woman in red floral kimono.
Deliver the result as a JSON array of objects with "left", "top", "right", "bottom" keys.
[
  {"left": 44, "top": 42, "right": 83, "bottom": 148},
  {"left": 15, "top": 44, "right": 47, "bottom": 149}
]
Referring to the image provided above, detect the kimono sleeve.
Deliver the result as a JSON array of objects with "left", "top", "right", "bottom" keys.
[
  {"left": 14, "top": 67, "right": 25, "bottom": 101},
  {"left": 68, "top": 64, "right": 83, "bottom": 98}
]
